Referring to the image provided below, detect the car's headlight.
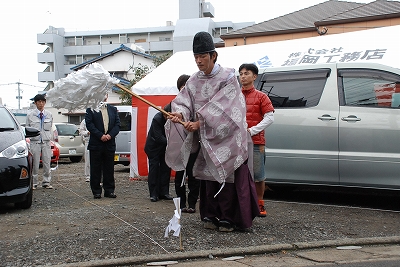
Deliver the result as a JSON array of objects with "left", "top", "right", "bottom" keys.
[{"left": 0, "top": 140, "right": 28, "bottom": 159}]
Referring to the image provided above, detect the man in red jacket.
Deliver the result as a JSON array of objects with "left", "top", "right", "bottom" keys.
[{"left": 240, "top": 63, "right": 275, "bottom": 217}]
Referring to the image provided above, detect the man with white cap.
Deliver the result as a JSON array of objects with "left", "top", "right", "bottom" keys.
[{"left": 165, "top": 31, "right": 259, "bottom": 232}]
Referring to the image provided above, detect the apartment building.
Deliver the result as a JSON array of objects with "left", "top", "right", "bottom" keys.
[{"left": 36, "top": 0, "right": 254, "bottom": 90}]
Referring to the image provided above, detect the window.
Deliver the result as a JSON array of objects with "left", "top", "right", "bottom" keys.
[
  {"left": 55, "top": 124, "right": 79, "bottom": 136},
  {"left": 76, "top": 55, "right": 83, "bottom": 65},
  {"left": 220, "top": 27, "right": 228, "bottom": 35},
  {"left": 66, "top": 37, "right": 75, "bottom": 46},
  {"left": 214, "top": 27, "right": 232, "bottom": 38},
  {"left": 159, "top": 37, "right": 171, "bottom": 41},
  {"left": 66, "top": 56, "right": 76, "bottom": 65},
  {"left": 258, "top": 69, "right": 330, "bottom": 108},
  {"left": 0, "top": 108, "right": 17, "bottom": 130},
  {"left": 75, "top": 37, "right": 83, "bottom": 46},
  {"left": 118, "top": 112, "right": 131, "bottom": 131},
  {"left": 338, "top": 69, "right": 400, "bottom": 108},
  {"left": 112, "top": 72, "right": 126, "bottom": 78},
  {"left": 68, "top": 116, "right": 80, "bottom": 125},
  {"left": 119, "top": 34, "right": 127, "bottom": 43},
  {"left": 213, "top": 29, "right": 218, "bottom": 38}
]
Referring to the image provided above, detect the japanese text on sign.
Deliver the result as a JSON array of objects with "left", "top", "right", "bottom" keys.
[{"left": 281, "top": 47, "right": 387, "bottom": 66}]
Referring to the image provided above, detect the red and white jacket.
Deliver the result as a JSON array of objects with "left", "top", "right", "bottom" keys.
[{"left": 242, "top": 87, "right": 275, "bottom": 145}]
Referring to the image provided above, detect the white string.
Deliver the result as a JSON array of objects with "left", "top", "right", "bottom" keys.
[{"left": 51, "top": 168, "right": 170, "bottom": 253}]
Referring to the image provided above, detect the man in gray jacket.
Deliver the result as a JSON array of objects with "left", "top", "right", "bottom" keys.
[{"left": 26, "top": 94, "right": 53, "bottom": 189}]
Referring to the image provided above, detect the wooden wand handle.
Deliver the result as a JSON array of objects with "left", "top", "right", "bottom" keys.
[{"left": 115, "top": 83, "right": 184, "bottom": 125}]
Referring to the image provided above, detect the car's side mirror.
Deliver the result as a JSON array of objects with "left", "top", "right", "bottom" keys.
[{"left": 25, "top": 127, "right": 40, "bottom": 138}]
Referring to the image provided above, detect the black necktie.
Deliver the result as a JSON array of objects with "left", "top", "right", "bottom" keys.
[{"left": 40, "top": 112, "right": 43, "bottom": 120}]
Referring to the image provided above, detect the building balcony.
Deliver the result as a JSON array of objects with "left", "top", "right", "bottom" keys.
[
  {"left": 37, "top": 33, "right": 56, "bottom": 45},
  {"left": 38, "top": 72, "right": 56, "bottom": 82},
  {"left": 37, "top": 53, "right": 55, "bottom": 63},
  {"left": 62, "top": 41, "right": 173, "bottom": 56},
  {"left": 139, "top": 40, "right": 173, "bottom": 53}
]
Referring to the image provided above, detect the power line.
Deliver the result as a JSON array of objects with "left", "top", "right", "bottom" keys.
[{"left": 0, "top": 82, "right": 44, "bottom": 109}]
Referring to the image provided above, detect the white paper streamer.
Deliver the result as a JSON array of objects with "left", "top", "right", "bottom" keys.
[
  {"left": 164, "top": 197, "right": 181, "bottom": 237},
  {"left": 46, "top": 63, "right": 120, "bottom": 112}
]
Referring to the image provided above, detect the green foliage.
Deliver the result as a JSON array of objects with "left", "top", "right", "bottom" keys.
[
  {"left": 153, "top": 51, "right": 172, "bottom": 67},
  {"left": 119, "top": 63, "right": 150, "bottom": 105},
  {"left": 119, "top": 52, "right": 172, "bottom": 105}
]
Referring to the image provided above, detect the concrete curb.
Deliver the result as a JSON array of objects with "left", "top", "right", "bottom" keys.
[{"left": 51, "top": 236, "right": 400, "bottom": 267}]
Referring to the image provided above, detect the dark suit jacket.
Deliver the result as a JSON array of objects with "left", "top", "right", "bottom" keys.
[
  {"left": 144, "top": 112, "right": 167, "bottom": 158},
  {"left": 85, "top": 105, "right": 120, "bottom": 151}
]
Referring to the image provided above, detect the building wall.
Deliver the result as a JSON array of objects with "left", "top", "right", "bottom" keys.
[
  {"left": 179, "top": 0, "right": 202, "bottom": 19},
  {"left": 223, "top": 18, "right": 400, "bottom": 47},
  {"left": 173, "top": 18, "right": 215, "bottom": 53},
  {"left": 89, "top": 52, "right": 153, "bottom": 72},
  {"left": 318, "top": 17, "right": 400, "bottom": 34}
]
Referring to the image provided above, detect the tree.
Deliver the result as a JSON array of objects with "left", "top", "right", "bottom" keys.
[
  {"left": 119, "top": 63, "right": 150, "bottom": 105},
  {"left": 119, "top": 52, "right": 172, "bottom": 105},
  {"left": 153, "top": 51, "right": 172, "bottom": 67}
]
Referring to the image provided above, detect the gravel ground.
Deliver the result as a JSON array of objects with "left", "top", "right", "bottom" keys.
[{"left": 1, "top": 159, "right": 400, "bottom": 266}]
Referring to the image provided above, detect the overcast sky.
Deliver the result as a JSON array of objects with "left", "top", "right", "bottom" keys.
[{"left": 1, "top": 0, "right": 371, "bottom": 109}]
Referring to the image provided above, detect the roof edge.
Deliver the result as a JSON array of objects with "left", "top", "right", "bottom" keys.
[
  {"left": 315, "top": 13, "right": 400, "bottom": 26},
  {"left": 220, "top": 27, "right": 316, "bottom": 39}
]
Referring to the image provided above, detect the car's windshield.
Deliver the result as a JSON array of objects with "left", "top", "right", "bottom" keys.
[
  {"left": 0, "top": 108, "right": 17, "bottom": 131},
  {"left": 56, "top": 124, "right": 79, "bottom": 136},
  {"left": 119, "top": 112, "right": 131, "bottom": 131}
]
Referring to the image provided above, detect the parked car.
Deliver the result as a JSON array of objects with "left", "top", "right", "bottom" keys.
[
  {"left": 0, "top": 105, "right": 40, "bottom": 209},
  {"left": 49, "top": 140, "right": 60, "bottom": 163},
  {"left": 114, "top": 106, "right": 132, "bottom": 166},
  {"left": 52, "top": 123, "right": 84, "bottom": 163},
  {"left": 257, "top": 62, "right": 400, "bottom": 191}
]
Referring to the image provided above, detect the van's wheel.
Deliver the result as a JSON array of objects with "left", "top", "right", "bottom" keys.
[{"left": 70, "top": 156, "right": 82, "bottom": 163}]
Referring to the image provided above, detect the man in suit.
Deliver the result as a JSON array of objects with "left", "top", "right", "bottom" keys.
[
  {"left": 85, "top": 94, "right": 120, "bottom": 199},
  {"left": 144, "top": 103, "right": 173, "bottom": 202}
]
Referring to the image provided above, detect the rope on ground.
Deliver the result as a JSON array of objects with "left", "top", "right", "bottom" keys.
[{"left": 51, "top": 161, "right": 170, "bottom": 254}]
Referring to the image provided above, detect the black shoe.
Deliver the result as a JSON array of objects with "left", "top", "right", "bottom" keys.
[
  {"left": 150, "top": 196, "right": 158, "bottom": 202},
  {"left": 219, "top": 220, "right": 235, "bottom": 232},
  {"left": 203, "top": 217, "right": 218, "bottom": 230},
  {"left": 159, "top": 194, "right": 173, "bottom": 200},
  {"left": 182, "top": 207, "right": 196, "bottom": 213},
  {"left": 104, "top": 193, "right": 117, "bottom": 198},
  {"left": 93, "top": 194, "right": 101, "bottom": 199}
]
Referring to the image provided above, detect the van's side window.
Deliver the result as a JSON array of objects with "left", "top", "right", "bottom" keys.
[
  {"left": 257, "top": 69, "right": 330, "bottom": 108},
  {"left": 338, "top": 69, "right": 400, "bottom": 108},
  {"left": 119, "top": 112, "right": 132, "bottom": 131}
]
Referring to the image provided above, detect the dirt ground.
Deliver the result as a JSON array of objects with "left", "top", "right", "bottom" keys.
[{"left": 1, "top": 159, "right": 400, "bottom": 266}]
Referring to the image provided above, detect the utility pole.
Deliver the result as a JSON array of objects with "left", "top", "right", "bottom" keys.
[{"left": 0, "top": 82, "right": 44, "bottom": 110}]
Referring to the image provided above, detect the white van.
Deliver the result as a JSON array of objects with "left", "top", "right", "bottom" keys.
[
  {"left": 114, "top": 106, "right": 132, "bottom": 166},
  {"left": 258, "top": 62, "right": 400, "bottom": 191}
]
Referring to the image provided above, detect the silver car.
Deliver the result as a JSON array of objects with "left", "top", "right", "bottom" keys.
[
  {"left": 258, "top": 62, "right": 400, "bottom": 190},
  {"left": 114, "top": 106, "right": 132, "bottom": 166},
  {"left": 52, "top": 123, "right": 84, "bottom": 163}
]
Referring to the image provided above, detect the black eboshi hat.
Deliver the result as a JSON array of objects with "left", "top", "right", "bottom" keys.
[{"left": 192, "top": 31, "right": 215, "bottom": 55}]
